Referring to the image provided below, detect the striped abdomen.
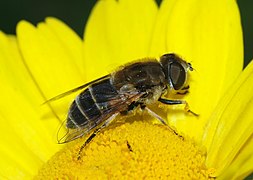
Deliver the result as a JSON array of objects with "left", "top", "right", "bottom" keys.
[{"left": 66, "top": 79, "right": 119, "bottom": 129}]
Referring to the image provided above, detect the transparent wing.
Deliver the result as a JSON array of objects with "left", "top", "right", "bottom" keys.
[
  {"left": 57, "top": 90, "right": 144, "bottom": 144},
  {"left": 57, "top": 126, "right": 86, "bottom": 144},
  {"left": 43, "top": 74, "right": 110, "bottom": 104},
  {"left": 57, "top": 109, "right": 117, "bottom": 144}
]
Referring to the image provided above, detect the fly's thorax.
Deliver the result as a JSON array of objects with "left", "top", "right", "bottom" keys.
[{"left": 111, "top": 61, "right": 167, "bottom": 92}]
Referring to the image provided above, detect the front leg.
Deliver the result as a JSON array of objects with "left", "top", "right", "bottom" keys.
[
  {"left": 158, "top": 98, "right": 199, "bottom": 116},
  {"left": 176, "top": 85, "right": 189, "bottom": 95}
]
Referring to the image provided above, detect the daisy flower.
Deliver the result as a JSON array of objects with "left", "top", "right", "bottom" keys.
[{"left": 0, "top": 0, "right": 253, "bottom": 179}]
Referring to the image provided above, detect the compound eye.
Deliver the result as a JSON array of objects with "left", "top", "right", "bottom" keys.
[{"left": 169, "top": 62, "right": 186, "bottom": 90}]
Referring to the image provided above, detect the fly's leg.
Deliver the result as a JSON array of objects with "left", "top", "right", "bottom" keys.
[
  {"left": 144, "top": 106, "right": 166, "bottom": 125},
  {"left": 144, "top": 106, "right": 181, "bottom": 136},
  {"left": 77, "top": 128, "right": 100, "bottom": 160},
  {"left": 126, "top": 141, "right": 133, "bottom": 152},
  {"left": 176, "top": 85, "right": 189, "bottom": 95},
  {"left": 77, "top": 113, "right": 119, "bottom": 160},
  {"left": 158, "top": 98, "right": 199, "bottom": 116}
]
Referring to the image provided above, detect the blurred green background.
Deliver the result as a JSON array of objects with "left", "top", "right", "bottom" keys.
[{"left": 0, "top": 0, "right": 252, "bottom": 67}]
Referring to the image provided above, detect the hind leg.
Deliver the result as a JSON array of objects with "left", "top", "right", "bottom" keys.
[{"left": 77, "top": 113, "right": 119, "bottom": 160}]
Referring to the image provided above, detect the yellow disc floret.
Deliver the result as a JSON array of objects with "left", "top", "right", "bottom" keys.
[{"left": 36, "top": 121, "right": 214, "bottom": 179}]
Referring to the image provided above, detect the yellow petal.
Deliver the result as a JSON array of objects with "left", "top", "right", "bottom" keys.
[
  {"left": 217, "top": 136, "right": 253, "bottom": 179},
  {"left": 151, "top": 0, "right": 243, "bottom": 141},
  {"left": 0, "top": 32, "right": 61, "bottom": 177},
  {"left": 0, "top": 115, "right": 41, "bottom": 179},
  {"left": 148, "top": 0, "right": 176, "bottom": 56},
  {"left": 0, "top": 83, "right": 61, "bottom": 159},
  {"left": 83, "top": 0, "right": 158, "bottom": 80},
  {"left": 0, "top": 32, "right": 41, "bottom": 105},
  {"left": 17, "top": 19, "right": 84, "bottom": 104},
  {"left": 204, "top": 60, "right": 253, "bottom": 176},
  {"left": 44, "top": 17, "right": 85, "bottom": 76}
]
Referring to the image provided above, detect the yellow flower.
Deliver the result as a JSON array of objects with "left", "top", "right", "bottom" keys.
[{"left": 0, "top": 0, "right": 252, "bottom": 179}]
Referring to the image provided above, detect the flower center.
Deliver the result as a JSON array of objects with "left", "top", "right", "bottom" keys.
[{"left": 36, "top": 121, "right": 214, "bottom": 179}]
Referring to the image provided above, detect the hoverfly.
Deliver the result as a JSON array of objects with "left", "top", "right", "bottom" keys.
[{"left": 46, "top": 53, "right": 196, "bottom": 158}]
